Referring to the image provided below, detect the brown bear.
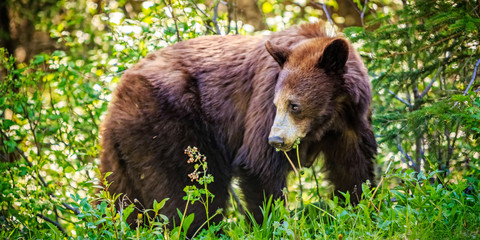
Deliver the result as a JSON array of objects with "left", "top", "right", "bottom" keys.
[{"left": 100, "top": 22, "right": 376, "bottom": 235}]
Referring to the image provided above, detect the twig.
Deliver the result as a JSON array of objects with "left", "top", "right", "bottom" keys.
[
  {"left": 395, "top": 141, "right": 415, "bottom": 168},
  {"left": 360, "top": 0, "right": 368, "bottom": 26},
  {"left": 311, "top": 1, "right": 333, "bottom": 25},
  {"left": 61, "top": 201, "right": 80, "bottom": 215},
  {"left": 420, "top": 66, "right": 443, "bottom": 99},
  {"left": 164, "top": 0, "right": 182, "bottom": 41},
  {"left": 446, "top": 122, "right": 461, "bottom": 169},
  {"left": 189, "top": 0, "right": 208, "bottom": 16},
  {"left": 188, "top": 0, "right": 218, "bottom": 34},
  {"left": 36, "top": 214, "right": 67, "bottom": 236},
  {"left": 22, "top": 105, "right": 42, "bottom": 158},
  {"left": 87, "top": 106, "right": 98, "bottom": 130},
  {"left": 234, "top": 0, "right": 238, "bottom": 34},
  {"left": 212, "top": 0, "right": 222, "bottom": 35},
  {"left": 462, "top": 57, "right": 480, "bottom": 96},
  {"left": 389, "top": 90, "right": 412, "bottom": 107},
  {"left": 454, "top": 57, "right": 480, "bottom": 106},
  {"left": 226, "top": 0, "right": 232, "bottom": 33}
]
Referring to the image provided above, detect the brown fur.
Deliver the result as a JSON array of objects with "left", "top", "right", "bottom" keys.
[{"left": 100, "top": 22, "right": 376, "bottom": 236}]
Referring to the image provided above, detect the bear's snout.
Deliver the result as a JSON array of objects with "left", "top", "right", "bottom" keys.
[{"left": 268, "top": 136, "right": 285, "bottom": 149}]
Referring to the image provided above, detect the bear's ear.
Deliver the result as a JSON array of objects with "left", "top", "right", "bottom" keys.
[
  {"left": 265, "top": 40, "right": 291, "bottom": 68},
  {"left": 318, "top": 38, "right": 349, "bottom": 72}
]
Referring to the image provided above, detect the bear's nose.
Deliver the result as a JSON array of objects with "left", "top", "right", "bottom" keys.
[{"left": 268, "top": 136, "right": 284, "bottom": 148}]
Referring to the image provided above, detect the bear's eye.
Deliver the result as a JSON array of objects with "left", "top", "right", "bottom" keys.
[{"left": 289, "top": 103, "right": 300, "bottom": 113}]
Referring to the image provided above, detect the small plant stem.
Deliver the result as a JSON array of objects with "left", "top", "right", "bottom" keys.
[
  {"left": 308, "top": 204, "right": 336, "bottom": 220},
  {"left": 312, "top": 167, "right": 322, "bottom": 200},
  {"left": 204, "top": 173, "right": 210, "bottom": 228},
  {"left": 296, "top": 145, "right": 301, "bottom": 169},
  {"left": 111, "top": 201, "right": 118, "bottom": 239},
  {"left": 191, "top": 211, "right": 221, "bottom": 239},
  {"left": 178, "top": 194, "right": 191, "bottom": 240},
  {"left": 297, "top": 177, "right": 304, "bottom": 208},
  {"left": 283, "top": 151, "right": 299, "bottom": 176},
  {"left": 137, "top": 218, "right": 140, "bottom": 240},
  {"left": 295, "top": 145, "right": 304, "bottom": 207},
  {"left": 368, "top": 159, "right": 393, "bottom": 211},
  {"left": 294, "top": 200, "right": 298, "bottom": 238}
]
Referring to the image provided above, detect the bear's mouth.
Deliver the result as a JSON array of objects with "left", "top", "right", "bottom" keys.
[
  {"left": 270, "top": 137, "right": 301, "bottom": 152},
  {"left": 275, "top": 145, "right": 294, "bottom": 152}
]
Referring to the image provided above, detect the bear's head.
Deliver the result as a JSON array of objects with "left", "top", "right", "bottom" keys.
[{"left": 265, "top": 37, "right": 349, "bottom": 151}]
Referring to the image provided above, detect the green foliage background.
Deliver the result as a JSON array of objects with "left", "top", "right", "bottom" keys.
[{"left": 1, "top": 0, "right": 479, "bottom": 239}]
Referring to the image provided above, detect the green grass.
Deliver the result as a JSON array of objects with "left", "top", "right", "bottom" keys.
[
  {"left": 216, "top": 168, "right": 480, "bottom": 240},
  {"left": 6, "top": 166, "right": 476, "bottom": 240}
]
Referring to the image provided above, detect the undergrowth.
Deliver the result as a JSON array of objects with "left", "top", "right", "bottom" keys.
[{"left": 6, "top": 148, "right": 478, "bottom": 239}]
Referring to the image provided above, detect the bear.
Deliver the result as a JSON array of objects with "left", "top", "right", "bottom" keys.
[{"left": 100, "top": 22, "right": 376, "bottom": 235}]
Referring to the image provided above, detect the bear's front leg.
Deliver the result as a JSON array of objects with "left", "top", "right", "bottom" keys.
[
  {"left": 320, "top": 126, "right": 377, "bottom": 204},
  {"left": 237, "top": 168, "right": 287, "bottom": 224}
]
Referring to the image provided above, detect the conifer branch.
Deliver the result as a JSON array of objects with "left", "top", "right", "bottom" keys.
[{"left": 381, "top": 32, "right": 461, "bottom": 59}]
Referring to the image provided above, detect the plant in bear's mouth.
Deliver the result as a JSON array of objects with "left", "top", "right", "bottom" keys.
[
  {"left": 282, "top": 138, "right": 302, "bottom": 176},
  {"left": 179, "top": 146, "right": 219, "bottom": 239}
]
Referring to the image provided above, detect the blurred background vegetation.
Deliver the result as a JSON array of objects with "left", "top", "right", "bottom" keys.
[{"left": 1, "top": 0, "right": 479, "bottom": 239}]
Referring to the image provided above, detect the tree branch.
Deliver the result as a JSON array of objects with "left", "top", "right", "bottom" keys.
[
  {"left": 389, "top": 90, "right": 412, "bottom": 107},
  {"left": 233, "top": 0, "right": 238, "bottom": 34},
  {"left": 420, "top": 66, "right": 443, "bottom": 99},
  {"left": 311, "top": 1, "right": 333, "bottom": 25},
  {"left": 164, "top": 0, "right": 182, "bottom": 41},
  {"left": 188, "top": 0, "right": 222, "bottom": 34},
  {"left": 36, "top": 214, "right": 67, "bottom": 236},
  {"left": 462, "top": 57, "right": 480, "bottom": 96},
  {"left": 360, "top": 0, "right": 368, "bottom": 26},
  {"left": 395, "top": 140, "right": 415, "bottom": 168},
  {"left": 212, "top": 0, "right": 222, "bottom": 35}
]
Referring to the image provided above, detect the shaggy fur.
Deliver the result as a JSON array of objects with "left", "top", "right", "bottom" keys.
[{"left": 100, "top": 22, "right": 376, "bottom": 235}]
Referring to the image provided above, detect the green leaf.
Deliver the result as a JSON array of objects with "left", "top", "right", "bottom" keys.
[
  {"left": 182, "top": 213, "right": 195, "bottom": 233},
  {"left": 1, "top": 119, "right": 15, "bottom": 129},
  {"left": 153, "top": 198, "right": 169, "bottom": 213},
  {"left": 122, "top": 204, "right": 134, "bottom": 222}
]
